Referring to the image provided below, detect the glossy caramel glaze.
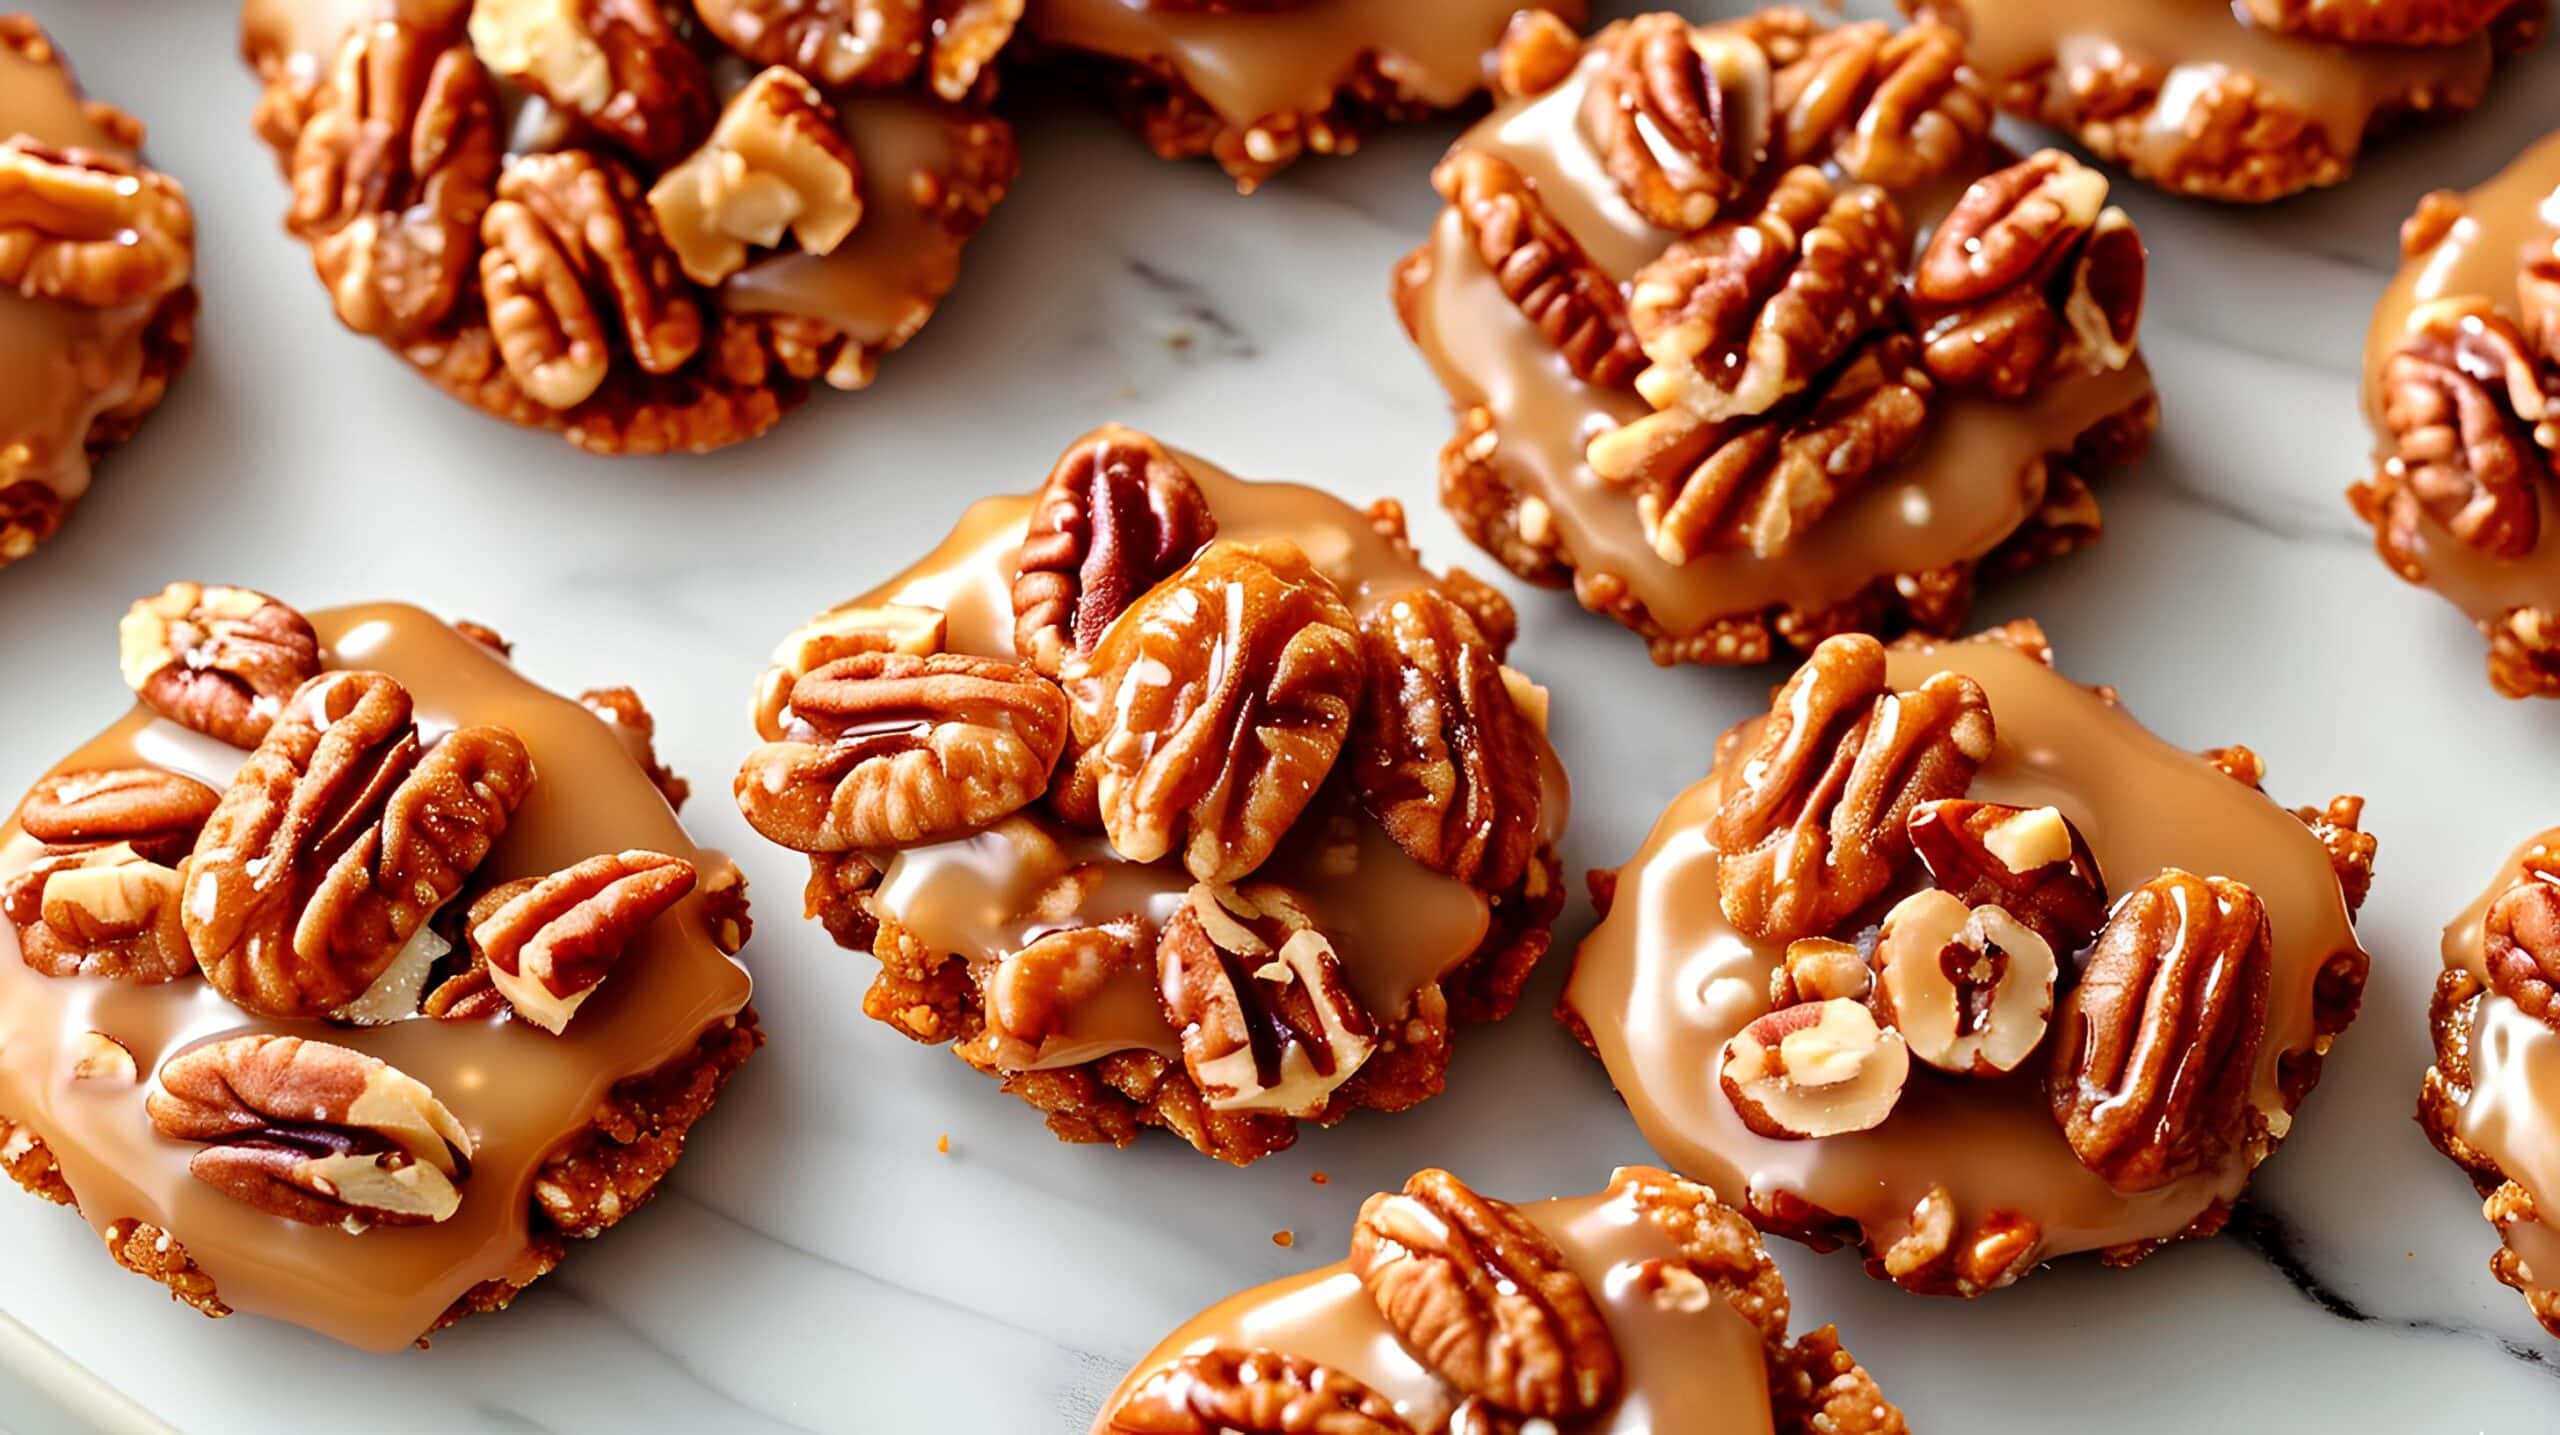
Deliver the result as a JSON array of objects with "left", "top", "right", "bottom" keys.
[{"left": 2437, "top": 834, "right": 2560, "bottom": 1322}]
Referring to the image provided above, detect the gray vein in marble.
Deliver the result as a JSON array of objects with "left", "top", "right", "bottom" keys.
[
  {"left": 1128, "top": 259, "right": 1259, "bottom": 361},
  {"left": 2231, "top": 1200, "right": 2560, "bottom": 1377}
]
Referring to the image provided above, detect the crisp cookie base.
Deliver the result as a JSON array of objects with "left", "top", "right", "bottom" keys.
[
  {"left": 1905, "top": 0, "right": 2546, "bottom": 202},
  {"left": 1432, "top": 393, "right": 2159, "bottom": 668},
  {"left": 2420, "top": 969, "right": 2560, "bottom": 1337},
  {"left": 0, "top": 1008, "right": 760, "bottom": 1342},
  {"left": 816, "top": 846, "right": 1564, "bottom": 1166}
]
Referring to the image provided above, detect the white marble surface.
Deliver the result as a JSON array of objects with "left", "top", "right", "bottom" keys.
[{"left": 2, "top": 2, "right": 2558, "bottom": 1430}]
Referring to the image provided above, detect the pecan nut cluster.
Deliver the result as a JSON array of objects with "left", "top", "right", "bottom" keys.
[
  {"left": 737, "top": 426, "right": 1557, "bottom": 1146},
  {"left": 245, "top": 1, "right": 1021, "bottom": 453},
  {"left": 5, "top": 585, "right": 710, "bottom": 1231},
  {"left": 1702, "top": 632, "right": 2370, "bottom": 1294}
]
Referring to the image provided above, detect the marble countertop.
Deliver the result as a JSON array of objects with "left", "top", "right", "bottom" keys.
[{"left": 3, "top": 3, "right": 2557, "bottom": 1430}]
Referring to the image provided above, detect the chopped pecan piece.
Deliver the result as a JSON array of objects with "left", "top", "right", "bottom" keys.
[
  {"left": 0, "top": 141, "right": 194, "bottom": 308},
  {"left": 1907, "top": 798, "right": 2108, "bottom": 954},
  {"left": 467, "top": 0, "right": 714, "bottom": 165},
  {"left": 735, "top": 651, "right": 1068, "bottom": 851},
  {"left": 752, "top": 600, "right": 949, "bottom": 741},
  {"left": 18, "top": 767, "right": 220, "bottom": 864},
  {"left": 481, "top": 148, "right": 705, "bottom": 410},
  {"left": 692, "top": 0, "right": 1020, "bottom": 102},
  {"left": 1059, "top": 541, "right": 1363, "bottom": 884},
  {"left": 1720, "top": 997, "right": 1910, "bottom": 1138},
  {"left": 1433, "top": 149, "right": 1644, "bottom": 389},
  {"left": 1625, "top": 167, "right": 1906, "bottom": 423},
  {"left": 287, "top": 20, "right": 501, "bottom": 341},
  {"left": 1156, "top": 883, "right": 1376, "bottom": 1116},
  {"left": 69, "top": 1031, "right": 137, "bottom": 1084},
  {"left": 1579, "top": 13, "right": 1773, "bottom": 232},
  {"left": 1910, "top": 152, "right": 2144, "bottom": 398},
  {"left": 1102, "top": 1347, "right": 1415, "bottom": 1435},
  {"left": 118, "top": 583, "right": 322, "bottom": 749},
  {"left": 1768, "top": 20, "right": 1989, "bottom": 190},
  {"left": 147, "top": 1034, "right": 474, "bottom": 1229},
  {"left": 1712, "top": 634, "right": 1994, "bottom": 943},
  {"left": 1351, "top": 588, "right": 1543, "bottom": 892},
  {"left": 650, "top": 65, "right": 862, "bottom": 288},
  {"left": 2368, "top": 298, "right": 2554, "bottom": 564},
  {"left": 979, "top": 918, "right": 1149, "bottom": 1068},
  {"left": 185, "top": 671, "right": 536, "bottom": 1021},
  {"left": 468, "top": 849, "right": 697, "bottom": 1032},
  {"left": 2482, "top": 870, "right": 2560, "bottom": 1027},
  {"left": 2049, "top": 869, "right": 2271, "bottom": 1192},
  {"left": 4, "top": 842, "right": 194, "bottom": 983},
  {"left": 1770, "top": 935, "right": 1872, "bottom": 1006},
  {"left": 1349, "top": 1169, "right": 1620, "bottom": 1420},
  {"left": 1012, "top": 425, "right": 1218, "bottom": 677},
  {"left": 1493, "top": 8, "right": 1583, "bottom": 101},
  {"left": 1871, "top": 888, "right": 2056, "bottom": 1078}
]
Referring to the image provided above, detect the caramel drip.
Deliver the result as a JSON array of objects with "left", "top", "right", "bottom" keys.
[
  {"left": 0, "top": 45, "right": 168, "bottom": 508},
  {"left": 2361, "top": 131, "right": 2560, "bottom": 621},
  {"left": 1025, "top": 0, "right": 1542, "bottom": 126},
  {"left": 1091, "top": 1168, "right": 1775, "bottom": 1435},
  {"left": 1404, "top": 51, "right": 2156, "bottom": 637},
  {"left": 2441, "top": 834, "right": 2560, "bottom": 1301},
  {"left": 1938, "top": 0, "right": 2490, "bottom": 169},
  {"left": 0, "top": 606, "right": 752, "bottom": 1351},
  {"left": 839, "top": 449, "right": 1566, "bottom": 1065},
  {"left": 1565, "top": 636, "right": 2363, "bottom": 1264},
  {"left": 720, "top": 97, "right": 989, "bottom": 351}
]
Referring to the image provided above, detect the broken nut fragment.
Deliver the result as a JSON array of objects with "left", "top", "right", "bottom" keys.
[
  {"left": 650, "top": 65, "right": 862, "bottom": 288},
  {"left": 468, "top": 849, "right": 697, "bottom": 1033},
  {"left": 1770, "top": 935, "right": 1871, "bottom": 1006},
  {"left": 1348, "top": 1169, "right": 1620, "bottom": 1421},
  {"left": 734, "top": 652, "right": 1069, "bottom": 851},
  {"left": 5, "top": 843, "right": 195, "bottom": 983},
  {"left": 147, "top": 1034, "right": 474, "bottom": 1230},
  {"left": 118, "top": 583, "right": 322, "bottom": 749},
  {"left": 69, "top": 1031, "right": 136, "bottom": 1084},
  {"left": 2481, "top": 870, "right": 2560, "bottom": 1027},
  {"left": 1720, "top": 996, "right": 1909, "bottom": 1139},
  {"left": 1156, "top": 883, "right": 1376, "bottom": 1116},
  {"left": 1871, "top": 888, "right": 2057, "bottom": 1078},
  {"left": 1907, "top": 798, "right": 2108, "bottom": 955},
  {"left": 468, "top": 0, "right": 714, "bottom": 166},
  {"left": 979, "top": 918, "right": 1148, "bottom": 1069},
  {"left": 752, "top": 601, "right": 948, "bottom": 741},
  {"left": 1012, "top": 425, "right": 1218, "bottom": 678}
]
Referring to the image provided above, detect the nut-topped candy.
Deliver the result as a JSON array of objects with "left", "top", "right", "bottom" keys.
[
  {"left": 1089, "top": 1165, "right": 1906, "bottom": 1434},
  {"left": 1563, "top": 624, "right": 2376, "bottom": 1295},
  {"left": 2421, "top": 832, "right": 2560, "bottom": 1339},
  {"left": 0, "top": 18, "right": 197, "bottom": 569},
  {"left": 736, "top": 425, "right": 1569, "bottom": 1164},
  {"left": 1021, "top": 0, "right": 1591, "bottom": 193},
  {"left": 2352, "top": 132, "right": 2560, "bottom": 698},
  {"left": 1395, "top": 10, "right": 2160, "bottom": 668},
  {"left": 0, "top": 585, "right": 757, "bottom": 1349},
  {"left": 1905, "top": 0, "right": 2542, "bottom": 202},
  {"left": 237, "top": 0, "right": 1019, "bottom": 455}
]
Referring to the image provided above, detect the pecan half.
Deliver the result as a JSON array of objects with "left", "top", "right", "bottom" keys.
[
  {"left": 1012, "top": 425, "right": 1218, "bottom": 678},
  {"left": 1712, "top": 634, "right": 1994, "bottom": 943},
  {"left": 1624, "top": 167, "right": 1906, "bottom": 423},
  {"left": 1059, "top": 541, "right": 1362, "bottom": 884},
  {"left": 19, "top": 767, "right": 220, "bottom": 864},
  {"left": 1768, "top": 20, "right": 1989, "bottom": 190},
  {"left": 288, "top": 20, "right": 501, "bottom": 341},
  {"left": 467, "top": 0, "right": 714, "bottom": 165},
  {"left": 4, "top": 843, "right": 194, "bottom": 983},
  {"left": 1908, "top": 798, "right": 2108, "bottom": 954},
  {"left": 1102, "top": 1347, "right": 1414, "bottom": 1435},
  {"left": 481, "top": 148, "right": 705, "bottom": 410},
  {"left": 0, "top": 141, "right": 193, "bottom": 308},
  {"left": 468, "top": 849, "right": 697, "bottom": 1032},
  {"left": 752, "top": 601, "right": 948, "bottom": 741},
  {"left": 185, "top": 671, "right": 536, "bottom": 1021},
  {"left": 118, "top": 583, "right": 322, "bottom": 749},
  {"left": 2049, "top": 869, "right": 2271, "bottom": 1192},
  {"left": 1433, "top": 149, "right": 1644, "bottom": 389},
  {"left": 1580, "top": 13, "right": 1773, "bottom": 232},
  {"left": 1871, "top": 888, "right": 2056, "bottom": 1078},
  {"left": 1349, "top": 1169, "right": 1619, "bottom": 1420},
  {"left": 2370, "top": 298, "right": 2553, "bottom": 563},
  {"left": 1156, "top": 883, "right": 1376, "bottom": 1116},
  {"left": 650, "top": 65, "right": 862, "bottom": 288},
  {"left": 693, "top": 0, "right": 1021, "bottom": 101},
  {"left": 734, "top": 651, "right": 1068, "bottom": 851},
  {"left": 1352, "top": 589, "right": 1542, "bottom": 892},
  {"left": 147, "top": 1035, "right": 474, "bottom": 1229},
  {"left": 2482, "top": 870, "right": 2560, "bottom": 1028},
  {"left": 1911, "top": 152, "right": 2144, "bottom": 398},
  {"left": 1720, "top": 996, "right": 1910, "bottom": 1138}
]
